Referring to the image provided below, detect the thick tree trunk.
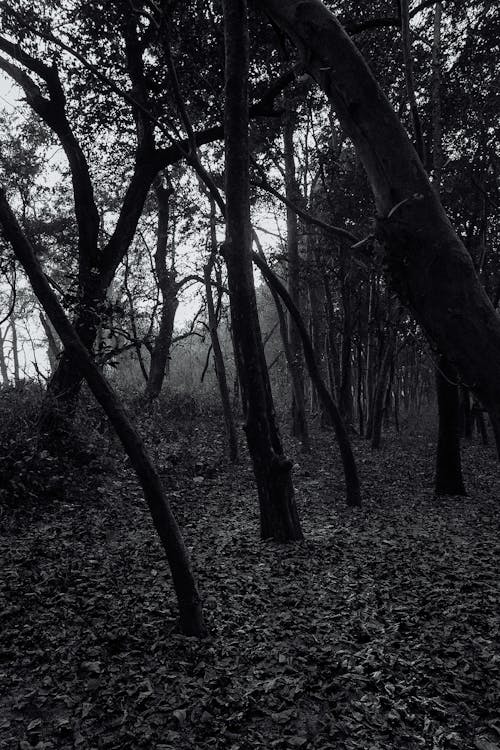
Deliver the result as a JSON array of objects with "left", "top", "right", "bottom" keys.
[
  {"left": 0, "top": 190, "right": 206, "bottom": 637},
  {"left": 435, "top": 355, "right": 466, "bottom": 496},
  {"left": 223, "top": 0, "right": 303, "bottom": 541},
  {"left": 39, "top": 273, "right": 107, "bottom": 441},
  {"left": 257, "top": 0, "right": 500, "bottom": 459},
  {"left": 283, "top": 105, "right": 308, "bottom": 443},
  {"left": 254, "top": 252, "right": 361, "bottom": 507}
]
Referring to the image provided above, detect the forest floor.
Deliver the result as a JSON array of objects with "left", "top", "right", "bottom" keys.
[{"left": 0, "top": 415, "right": 499, "bottom": 750}]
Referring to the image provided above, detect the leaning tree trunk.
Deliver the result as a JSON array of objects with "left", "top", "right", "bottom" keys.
[
  {"left": 223, "top": 0, "right": 303, "bottom": 541},
  {"left": 253, "top": 251, "right": 361, "bottom": 507},
  {"left": 0, "top": 189, "right": 206, "bottom": 637},
  {"left": 264, "top": 255, "right": 310, "bottom": 452},
  {"left": 283, "top": 103, "right": 308, "bottom": 443},
  {"left": 257, "top": 0, "right": 500, "bottom": 458},
  {"left": 145, "top": 178, "right": 179, "bottom": 400},
  {"left": 435, "top": 355, "right": 466, "bottom": 496},
  {"left": 204, "top": 259, "right": 239, "bottom": 463}
]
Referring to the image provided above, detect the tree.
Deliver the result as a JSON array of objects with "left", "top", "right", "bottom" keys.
[
  {"left": 223, "top": 0, "right": 303, "bottom": 542},
  {"left": 256, "top": 0, "right": 500, "bottom": 457},
  {"left": 0, "top": 188, "right": 206, "bottom": 637}
]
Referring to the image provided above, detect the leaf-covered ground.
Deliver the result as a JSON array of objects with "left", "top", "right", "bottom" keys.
[{"left": 1, "top": 420, "right": 499, "bottom": 750}]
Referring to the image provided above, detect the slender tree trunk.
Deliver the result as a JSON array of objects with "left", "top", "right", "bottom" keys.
[
  {"left": 223, "top": 0, "right": 303, "bottom": 541},
  {"left": 283, "top": 104, "right": 308, "bottom": 443},
  {"left": 0, "top": 190, "right": 206, "bottom": 637},
  {"left": 364, "top": 274, "right": 375, "bottom": 438},
  {"left": 371, "top": 335, "right": 396, "bottom": 449},
  {"left": 339, "top": 262, "right": 353, "bottom": 426},
  {"left": 204, "top": 260, "right": 239, "bottom": 462},
  {"left": 40, "top": 312, "right": 61, "bottom": 374},
  {"left": 145, "top": 178, "right": 179, "bottom": 400},
  {"left": 356, "top": 338, "right": 364, "bottom": 436},
  {"left": 435, "top": 355, "right": 466, "bottom": 496},
  {"left": 254, "top": 252, "right": 361, "bottom": 507},
  {"left": 308, "top": 255, "right": 330, "bottom": 425},
  {"left": 461, "top": 387, "right": 473, "bottom": 439},
  {"left": 472, "top": 398, "right": 488, "bottom": 446},
  {"left": 324, "top": 277, "right": 340, "bottom": 400},
  {"left": 0, "top": 326, "right": 9, "bottom": 384},
  {"left": 257, "top": 0, "right": 500, "bottom": 459},
  {"left": 265, "top": 257, "right": 310, "bottom": 452},
  {"left": 10, "top": 316, "right": 20, "bottom": 385}
]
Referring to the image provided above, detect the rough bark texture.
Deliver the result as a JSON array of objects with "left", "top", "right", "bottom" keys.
[
  {"left": 435, "top": 355, "right": 466, "bottom": 496},
  {"left": 257, "top": 0, "right": 500, "bottom": 458},
  {"left": 223, "top": 0, "right": 303, "bottom": 541},
  {"left": 0, "top": 190, "right": 206, "bottom": 637}
]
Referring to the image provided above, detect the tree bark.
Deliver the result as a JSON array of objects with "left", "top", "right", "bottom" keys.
[
  {"left": 0, "top": 189, "right": 206, "bottom": 637},
  {"left": 435, "top": 355, "right": 466, "bottom": 496},
  {"left": 257, "top": 0, "right": 500, "bottom": 459},
  {"left": 223, "top": 0, "right": 303, "bottom": 541}
]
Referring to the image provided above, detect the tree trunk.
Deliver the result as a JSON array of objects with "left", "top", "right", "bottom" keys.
[
  {"left": 257, "top": 0, "right": 500, "bottom": 459},
  {"left": 283, "top": 104, "right": 308, "bottom": 443},
  {"left": 223, "top": 0, "right": 303, "bottom": 541},
  {"left": 0, "top": 189, "right": 206, "bottom": 637},
  {"left": 308, "top": 257, "right": 330, "bottom": 426},
  {"left": 461, "top": 386, "right": 473, "bottom": 438},
  {"left": 371, "top": 335, "right": 395, "bottom": 449},
  {"left": 10, "top": 315, "right": 20, "bottom": 385},
  {"left": 472, "top": 398, "right": 488, "bottom": 446},
  {"left": 265, "top": 256, "right": 310, "bottom": 452},
  {"left": 204, "top": 259, "right": 239, "bottom": 463},
  {"left": 435, "top": 355, "right": 466, "bottom": 496},
  {"left": 339, "top": 260, "right": 353, "bottom": 426},
  {"left": 254, "top": 251, "right": 361, "bottom": 507},
  {"left": 0, "top": 326, "right": 9, "bottom": 384},
  {"left": 145, "top": 178, "right": 179, "bottom": 400},
  {"left": 40, "top": 312, "right": 61, "bottom": 374}
]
